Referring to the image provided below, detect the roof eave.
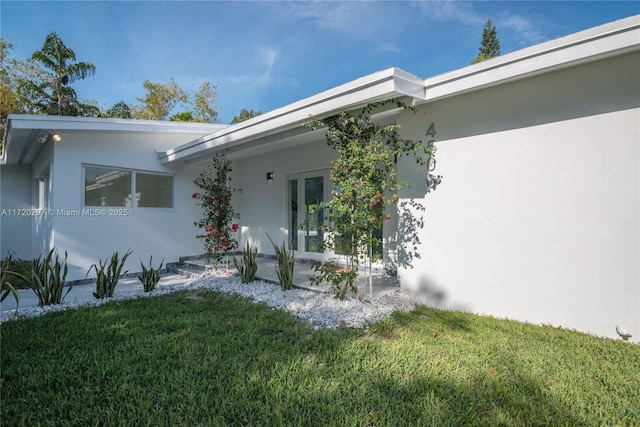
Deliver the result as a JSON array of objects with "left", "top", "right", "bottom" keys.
[
  {"left": 422, "top": 15, "right": 640, "bottom": 102},
  {"left": 1, "top": 115, "right": 230, "bottom": 166},
  {"left": 5, "top": 114, "right": 230, "bottom": 133},
  {"left": 159, "top": 67, "right": 425, "bottom": 164}
]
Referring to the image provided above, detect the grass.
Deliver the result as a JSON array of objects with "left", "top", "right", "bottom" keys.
[{"left": 1, "top": 289, "right": 638, "bottom": 426}]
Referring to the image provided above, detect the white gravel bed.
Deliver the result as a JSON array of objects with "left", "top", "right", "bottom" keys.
[{"left": 1, "top": 273, "right": 420, "bottom": 329}]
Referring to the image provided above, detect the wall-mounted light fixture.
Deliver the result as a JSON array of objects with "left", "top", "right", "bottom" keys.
[
  {"left": 36, "top": 132, "right": 48, "bottom": 144},
  {"left": 266, "top": 171, "right": 274, "bottom": 181},
  {"left": 36, "top": 131, "right": 63, "bottom": 144}
]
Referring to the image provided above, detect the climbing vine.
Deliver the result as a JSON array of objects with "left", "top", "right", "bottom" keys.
[
  {"left": 306, "top": 99, "right": 441, "bottom": 298},
  {"left": 192, "top": 152, "right": 240, "bottom": 269}
]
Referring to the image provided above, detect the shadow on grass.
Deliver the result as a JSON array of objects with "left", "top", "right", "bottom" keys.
[{"left": 1, "top": 290, "right": 637, "bottom": 425}]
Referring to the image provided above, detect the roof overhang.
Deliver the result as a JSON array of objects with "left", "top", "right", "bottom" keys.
[
  {"left": 1, "top": 115, "right": 229, "bottom": 166},
  {"left": 158, "top": 67, "right": 425, "bottom": 165},
  {"left": 422, "top": 15, "right": 640, "bottom": 102},
  {"left": 160, "top": 15, "right": 639, "bottom": 166}
]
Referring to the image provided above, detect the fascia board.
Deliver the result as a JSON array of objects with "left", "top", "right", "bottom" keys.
[
  {"left": 160, "top": 68, "right": 424, "bottom": 164},
  {"left": 6, "top": 114, "right": 228, "bottom": 134},
  {"left": 423, "top": 15, "right": 640, "bottom": 102}
]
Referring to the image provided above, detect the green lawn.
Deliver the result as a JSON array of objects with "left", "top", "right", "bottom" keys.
[{"left": 2, "top": 289, "right": 638, "bottom": 426}]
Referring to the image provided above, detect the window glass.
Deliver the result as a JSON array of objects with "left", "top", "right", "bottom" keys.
[
  {"left": 289, "top": 179, "right": 298, "bottom": 250},
  {"left": 84, "top": 166, "right": 132, "bottom": 207},
  {"left": 136, "top": 173, "right": 173, "bottom": 208},
  {"left": 39, "top": 170, "right": 50, "bottom": 209}
]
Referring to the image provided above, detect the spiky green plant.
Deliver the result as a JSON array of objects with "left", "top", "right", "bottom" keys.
[
  {"left": 233, "top": 241, "right": 258, "bottom": 284},
  {"left": 0, "top": 254, "right": 22, "bottom": 311},
  {"left": 266, "top": 233, "right": 294, "bottom": 291},
  {"left": 19, "top": 248, "right": 70, "bottom": 306},
  {"left": 89, "top": 249, "right": 132, "bottom": 299},
  {"left": 138, "top": 256, "right": 164, "bottom": 292}
]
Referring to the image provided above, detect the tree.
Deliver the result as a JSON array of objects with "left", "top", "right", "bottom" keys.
[
  {"left": 169, "top": 111, "right": 199, "bottom": 122},
  {"left": 231, "top": 108, "right": 263, "bottom": 124},
  {"left": 193, "top": 81, "right": 220, "bottom": 123},
  {"left": 102, "top": 101, "right": 132, "bottom": 119},
  {"left": 306, "top": 100, "right": 441, "bottom": 298},
  {"left": 135, "top": 79, "right": 221, "bottom": 123},
  {"left": 30, "top": 32, "right": 96, "bottom": 115},
  {"left": 0, "top": 40, "right": 19, "bottom": 116},
  {"left": 472, "top": 19, "right": 501, "bottom": 64},
  {"left": 1, "top": 39, "right": 19, "bottom": 152},
  {"left": 1, "top": 39, "right": 51, "bottom": 152},
  {"left": 134, "top": 78, "right": 188, "bottom": 121}
]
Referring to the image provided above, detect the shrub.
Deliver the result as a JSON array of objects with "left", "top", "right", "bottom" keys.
[
  {"left": 266, "top": 233, "right": 294, "bottom": 291},
  {"left": 138, "top": 256, "right": 164, "bottom": 292},
  {"left": 311, "top": 259, "right": 357, "bottom": 299},
  {"left": 20, "top": 248, "right": 71, "bottom": 306},
  {"left": 233, "top": 241, "right": 258, "bottom": 284},
  {"left": 89, "top": 250, "right": 132, "bottom": 299}
]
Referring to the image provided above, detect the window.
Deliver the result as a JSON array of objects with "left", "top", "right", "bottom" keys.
[
  {"left": 38, "top": 167, "right": 50, "bottom": 209},
  {"left": 83, "top": 165, "right": 173, "bottom": 208},
  {"left": 136, "top": 173, "right": 173, "bottom": 208}
]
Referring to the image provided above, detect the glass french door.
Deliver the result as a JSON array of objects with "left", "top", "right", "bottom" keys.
[{"left": 287, "top": 171, "right": 330, "bottom": 256}]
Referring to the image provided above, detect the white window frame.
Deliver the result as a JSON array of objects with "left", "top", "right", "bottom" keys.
[{"left": 82, "top": 164, "right": 175, "bottom": 209}]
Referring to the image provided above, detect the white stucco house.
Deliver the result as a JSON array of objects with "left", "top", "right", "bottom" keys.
[{"left": 1, "top": 16, "right": 638, "bottom": 341}]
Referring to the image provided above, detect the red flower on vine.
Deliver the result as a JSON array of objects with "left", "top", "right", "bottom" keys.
[
  {"left": 192, "top": 193, "right": 198, "bottom": 199},
  {"left": 231, "top": 224, "right": 239, "bottom": 232}
]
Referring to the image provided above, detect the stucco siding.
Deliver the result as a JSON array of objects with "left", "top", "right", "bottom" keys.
[
  {"left": 49, "top": 132, "right": 209, "bottom": 280},
  {"left": 0, "top": 166, "right": 33, "bottom": 258},
  {"left": 396, "top": 52, "right": 639, "bottom": 341},
  {"left": 234, "top": 141, "right": 337, "bottom": 255}
]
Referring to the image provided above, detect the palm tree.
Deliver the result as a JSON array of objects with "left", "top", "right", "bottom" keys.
[{"left": 31, "top": 32, "right": 96, "bottom": 115}]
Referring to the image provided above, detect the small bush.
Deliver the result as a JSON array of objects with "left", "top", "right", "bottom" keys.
[
  {"left": 266, "top": 233, "right": 294, "bottom": 291},
  {"left": 311, "top": 259, "right": 357, "bottom": 299},
  {"left": 89, "top": 249, "right": 132, "bottom": 299},
  {"left": 138, "top": 256, "right": 164, "bottom": 292},
  {"left": 20, "top": 248, "right": 71, "bottom": 306},
  {"left": 233, "top": 242, "right": 258, "bottom": 284}
]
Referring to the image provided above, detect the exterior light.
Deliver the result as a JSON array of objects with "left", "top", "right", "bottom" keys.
[
  {"left": 266, "top": 171, "right": 274, "bottom": 181},
  {"left": 35, "top": 131, "right": 62, "bottom": 143},
  {"left": 36, "top": 132, "right": 48, "bottom": 144}
]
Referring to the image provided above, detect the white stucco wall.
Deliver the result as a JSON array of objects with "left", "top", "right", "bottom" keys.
[
  {"left": 0, "top": 165, "right": 32, "bottom": 258},
  {"left": 48, "top": 132, "right": 209, "bottom": 280},
  {"left": 396, "top": 52, "right": 640, "bottom": 341},
  {"left": 234, "top": 141, "right": 337, "bottom": 255}
]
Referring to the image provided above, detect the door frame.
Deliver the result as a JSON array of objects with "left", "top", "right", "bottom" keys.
[{"left": 286, "top": 169, "right": 331, "bottom": 259}]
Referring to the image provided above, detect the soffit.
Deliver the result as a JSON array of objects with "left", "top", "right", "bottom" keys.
[{"left": 1, "top": 115, "right": 228, "bottom": 166}]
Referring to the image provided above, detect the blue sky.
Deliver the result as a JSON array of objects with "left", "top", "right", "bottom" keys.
[{"left": 1, "top": 1, "right": 638, "bottom": 123}]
